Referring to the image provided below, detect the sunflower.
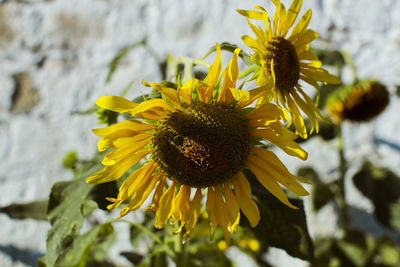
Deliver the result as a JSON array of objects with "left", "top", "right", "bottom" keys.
[
  {"left": 87, "top": 44, "right": 310, "bottom": 244},
  {"left": 238, "top": 0, "right": 340, "bottom": 139},
  {"left": 326, "top": 80, "right": 390, "bottom": 123}
]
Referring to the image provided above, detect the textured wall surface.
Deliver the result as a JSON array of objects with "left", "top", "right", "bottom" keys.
[{"left": 1, "top": 0, "right": 399, "bottom": 266}]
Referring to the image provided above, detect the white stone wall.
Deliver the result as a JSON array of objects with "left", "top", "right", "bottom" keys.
[{"left": 1, "top": 0, "right": 399, "bottom": 266}]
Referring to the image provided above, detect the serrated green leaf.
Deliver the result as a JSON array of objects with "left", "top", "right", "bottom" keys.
[
  {"left": 0, "top": 199, "right": 48, "bottom": 221},
  {"left": 56, "top": 223, "right": 115, "bottom": 267},
  {"left": 242, "top": 169, "right": 314, "bottom": 261},
  {"left": 43, "top": 160, "right": 102, "bottom": 267}
]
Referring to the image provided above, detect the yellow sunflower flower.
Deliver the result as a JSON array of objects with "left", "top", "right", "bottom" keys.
[
  {"left": 87, "top": 44, "right": 310, "bottom": 244},
  {"left": 238, "top": 0, "right": 341, "bottom": 139}
]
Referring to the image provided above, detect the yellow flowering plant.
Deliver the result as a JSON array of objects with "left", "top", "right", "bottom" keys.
[{"left": 3, "top": 1, "right": 399, "bottom": 267}]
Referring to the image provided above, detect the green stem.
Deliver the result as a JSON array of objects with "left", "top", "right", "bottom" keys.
[
  {"left": 110, "top": 218, "right": 163, "bottom": 245},
  {"left": 175, "top": 231, "right": 186, "bottom": 267},
  {"left": 340, "top": 50, "right": 358, "bottom": 84},
  {"left": 238, "top": 64, "right": 258, "bottom": 80},
  {"left": 336, "top": 124, "right": 349, "bottom": 231}
]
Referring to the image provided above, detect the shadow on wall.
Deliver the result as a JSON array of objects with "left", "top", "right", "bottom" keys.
[{"left": 0, "top": 244, "right": 44, "bottom": 267}]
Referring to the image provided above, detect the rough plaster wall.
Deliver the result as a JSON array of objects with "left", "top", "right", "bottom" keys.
[{"left": 0, "top": 0, "right": 399, "bottom": 266}]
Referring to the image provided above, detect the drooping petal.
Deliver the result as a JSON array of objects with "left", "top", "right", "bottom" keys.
[
  {"left": 232, "top": 173, "right": 260, "bottom": 227},
  {"left": 184, "top": 188, "right": 202, "bottom": 240},
  {"left": 246, "top": 161, "right": 298, "bottom": 209},
  {"left": 144, "top": 176, "right": 166, "bottom": 212},
  {"left": 155, "top": 181, "right": 177, "bottom": 229},
  {"left": 101, "top": 140, "right": 150, "bottom": 165},
  {"left": 251, "top": 128, "right": 308, "bottom": 160},
  {"left": 206, "top": 187, "right": 218, "bottom": 239},
  {"left": 248, "top": 155, "right": 309, "bottom": 196},
  {"left": 223, "top": 183, "right": 240, "bottom": 233}
]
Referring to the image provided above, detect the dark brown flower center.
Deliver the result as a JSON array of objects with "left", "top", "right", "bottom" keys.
[
  {"left": 151, "top": 101, "right": 251, "bottom": 188},
  {"left": 264, "top": 37, "right": 300, "bottom": 92}
]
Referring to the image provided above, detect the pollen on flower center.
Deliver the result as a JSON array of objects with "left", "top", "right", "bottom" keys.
[
  {"left": 264, "top": 37, "right": 300, "bottom": 92},
  {"left": 151, "top": 101, "right": 251, "bottom": 188}
]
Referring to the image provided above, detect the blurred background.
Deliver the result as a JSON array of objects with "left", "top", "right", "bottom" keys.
[{"left": 0, "top": 0, "right": 399, "bottom": 266}]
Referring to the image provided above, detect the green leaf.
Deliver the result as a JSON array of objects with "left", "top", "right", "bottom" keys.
[
  {"left": 0, "top": 199, "right": 48, "bottom": 221},
  {"left": 106, "top": 39, "right": 147, "bottom": 83},
  {"left": 43, "top": 160, "right": 101, "bottom": 267},
  {"left": 376, "top": 237, "right": 400, "bottom": 266},
  {"left": 336, "top": 230, "right": 375, "bottom": 267},
  {"left": 352, "top": 161, "right": 400, "bottom": 231},
  {"left": 55, "top": 223, "right": 115, "bottom": 267},
  {"left": 242, "top": 169, "right": 314, "bottom": 261},
  {"left": 297, "top": 167, "right": 336, "bottom": 211},
  {"left": 185, "top": 243, "right": 233, "bottom": 267}
]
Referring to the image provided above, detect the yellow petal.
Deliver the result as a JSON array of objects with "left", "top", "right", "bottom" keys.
[
  {"left": 248, "top": 155, "right": 309, "bottom": 196},
  {"left": 232, "top": 173, "right": 260, "bottom": 227},
  {"left": 223, "top": 183, "right": 240, "bottom": 233},
  {"left": 301, "top": 67, "right": 341, "bottom": 84},
  {"left": 217, "top": 48, "right": 241, "bottom": 104},
  {"left": 289, "top": 9, "right": 312, "bottom": 41},
  {"left": 252, "top": 146, "right": 311, "bottom": 185},
  {"left": 184, "top": 188, "right": 202, "bottom": 240},
  {"left": 131, "top": 97, "right": 175, "bottom": 115},
  {"left": 251, "top": 128, "right": 307, "bottom": 160},
  {"left": 171, "top": 185, "right": 191, "bottom": 225},
  {"left": 204, "top": 43, "right": 221, "bottom": 88},
  {"left": 113, "top": 133, "right": 152, "bottom": 148},
  {"left": 237, "top": 9, "right": 264, "bottom": 20},
  {"left": 143, "top": 81, "right": 181, "bottom": 107},
  {"left": 92, "top": 120, "right": 154, "bottom": 137},
  {"left": 101, "top": 140, "right": 150, "bottom": 165},
  {"left": 97, "top": 129, "right": 136, "bottom": 152},
  {"left": 290, "top": 90, "right": 317, "bottom": 134},
  {"left": 117, "top": 162, "right": 157, "bottom": 201},
  {"left": 86, "top": 149, "right": 151, "bottom": 184},
  {"left": 206, "top": 187, "right": 218, "bottom": 239},
  {"left": 96, "top": 96, "right": 138, "bottom": 113},
  {"left": 287, "top": 96, "right": 308, "bottom": 139},
  {"left": 214, "top": 189, "right": 232, "bottom": 244},
  {"left": 126, "top": 171, "right": 162, "bottom": 211},
  {"left": 155, "top": 181, "right": 176, "bottom": 229},
  {"left": 144, "top": 176, "right": 166, "bottom": 212},
  {"left": 241, "top": 35, "right": 265, "bottom": 54},
  {"left": 246, "top": 162, "right": 298, "bottom": 209},
  {"left": 282, "top": 0, "right": 303, "bottom": 37},
  {"left": 294, "top": 29, "right": 318, "bottom": 48}
]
